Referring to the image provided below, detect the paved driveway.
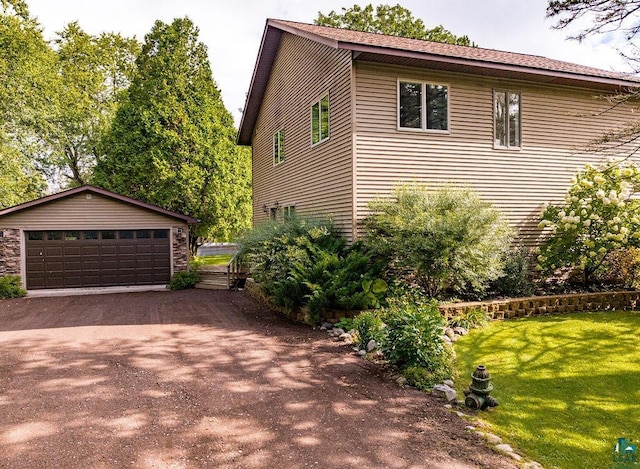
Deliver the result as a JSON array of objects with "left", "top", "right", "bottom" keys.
[{"left": 0, "top": 290, "right": 515, "bottom": 469}]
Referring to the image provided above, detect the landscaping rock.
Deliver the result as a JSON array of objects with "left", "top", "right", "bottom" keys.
[
  {"left": 443, "top": 379, "right": 455, "bottom": 388},
  {"left": 432, "top": 383, "right": 457, "bottom": 402},
  {"left": 396, "top": 376, "right": 408, "bottom": 386},
  {"left": 358, "top": 350, "right": 367, "bottom": 356},
  {"left": 366, "top": 339, "right": 377, "bottom": 352},
  {"left": 321, "top": 322, "right": 333, "bottom": 330},
  {"left": 495, "top": 444, "right": 514, "bottom": 454},
  {"left": 522, "top": 461, "right": 544, "bottom": 469},
  {"left": 339, "top": 332, "right": 351, "bottom": 340},
  {"left": 444, "top": 327, "right": 456, "bottom": 339},
  {"left": 443, "top": 335, "right": 452, "bottom": 344},
  {"left": 453, "top": 326, "right": 468, "bottom": 335},
  {"left": 479, "top": 432, "right": 502, "bottom": 445}
]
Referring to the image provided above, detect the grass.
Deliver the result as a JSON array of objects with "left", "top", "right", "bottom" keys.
[
  {"left": 195, "top": 254, "right": 233, "bottom": 266},
  {"left": 454, "top": 311, "right": 640, "bottom": 469}
]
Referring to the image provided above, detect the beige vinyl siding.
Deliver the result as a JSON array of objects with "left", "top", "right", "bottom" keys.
[
  {"left": 0, "top": 193, "right": 185, "bottom": 230},
  {"left": 354, "top": 62, "right": 639, "bottom": 244},
  {"left": 251, "top": 33, "right": 354, "bottom": 237}
]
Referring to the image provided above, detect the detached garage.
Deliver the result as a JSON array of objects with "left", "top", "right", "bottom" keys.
[{"left": 0, "top": 185, "right": 197, "bottom": 290}]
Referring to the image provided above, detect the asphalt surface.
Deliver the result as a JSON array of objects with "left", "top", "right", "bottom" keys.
[{"left": 0, "top": 289, "right": 516, "bottom": 468}]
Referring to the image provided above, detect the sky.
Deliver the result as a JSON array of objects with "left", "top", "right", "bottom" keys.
[{"left": 27, "top": 0, "right": 633, "bottom": 126}]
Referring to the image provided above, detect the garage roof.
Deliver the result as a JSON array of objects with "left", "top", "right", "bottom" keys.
[{"left": 0, "top": 185, "right": 198, "bottom": 224}]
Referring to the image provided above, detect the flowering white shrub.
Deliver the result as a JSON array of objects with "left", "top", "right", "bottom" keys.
[{"left": 537, "top": 160, "right": 640, "bottom": 284}]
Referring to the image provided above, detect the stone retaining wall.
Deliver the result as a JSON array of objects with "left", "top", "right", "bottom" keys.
[
  {"left": 246, "top": 279, "right": 640, "bottom": 323},
  {"left": 439, "top": 291, "right": 640, "bottom": 320}
]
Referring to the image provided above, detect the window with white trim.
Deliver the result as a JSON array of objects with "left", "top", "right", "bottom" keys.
[
  {"left": 398, "top": 80, "right": 448, "bottom": 131},
  {"left": 494, "top": 90, "right": 521, "bottom": 148},
  {"left": 311, "top": 93, "right": 329, "bottom": 145},
  {"left": 283, "top": 205, "right": 296, "bottom": 221},
  {"left": 273, "top": 129, "right": 285, "bottom": 165}
]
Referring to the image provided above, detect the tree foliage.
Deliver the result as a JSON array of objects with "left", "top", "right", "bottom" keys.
[
  {"left": 94, "top": 17, "right": 251, "bottom": 250},
  {"left": 0, "top": 1, "right": 51, "bottom": 206},
  {"left": 315, "top": 3, "right": 473, "bottom": 46},
  {"left": 45, "top": 22, "right": 139, "bottom": 186}
]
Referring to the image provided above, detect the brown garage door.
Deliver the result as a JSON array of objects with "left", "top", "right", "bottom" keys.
[{"left": 25, "top": 230, "right": 171, "bottom": 289}]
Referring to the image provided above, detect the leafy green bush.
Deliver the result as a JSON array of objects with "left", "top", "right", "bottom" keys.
[
  {"left": 238, "top": 218, "right": 386, "bottom": 322},
  {"left": 490, "top": 244, "right": 534, "bottom": 297},
  {"left": 238, "top": 217, "right": 344, "bottom": 313},
  {"left": 333, "top": 317, "right": 355, "bottom": 331},
  {"left": 362, "top": 183, "right": 512, "bottom": 298},
  {"left": 0, "top": 275, "right": 26, "bottom": 298},
  {"left": 353, "top": 309, "right": 387, "bottom": 348},
  {"left": 537, "top": 160, "right": 640, "bottom": 285},
  {"left": 168, "top": 271, "right": 200, "bottom": 290},
  {"left": 382, "top": 293, "right": 453, "bottom": 380},
  {"left": 402, "top": 360, "right": 454, "bottom": 390},
  {"left": 448, "top": 307, "right": 488, "bottom": 330},
  {"left": 597, "top": 247, "right": 640, "bottom": 288}
]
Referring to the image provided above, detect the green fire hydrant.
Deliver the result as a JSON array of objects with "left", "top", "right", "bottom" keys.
[{"left": 463, "top": 365, "right": 499, "bottom": 410}]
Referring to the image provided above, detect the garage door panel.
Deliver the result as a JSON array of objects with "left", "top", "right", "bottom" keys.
[
  {"left": 119, "top": 245, "right": 135, "bottom": 255},
  {"left": 65, "top": 261, "right": 82, "bottom": 271},
  {"left": 26, "top": 230, "right": 171, "bottom": 290},
  {"left": 64, "top": 246, "right": 82, "bottom": 256},
  {"left": 120, "top": 259, "right": 137, "bottom": 269},
  {"left": 45, "top": 277, "right": 64, "bottom": 288},
  {"left": 82, "top": 245, "right": 100, "bottom": 256},
  {"left": 137, "top": 259, "right": 153, "bottom": 269},
  {"left": 45, "top": 246, "right": 63, "bottom": 256},
  {"left": 136, "top": 244, "right": 153, "bottom": 254}
]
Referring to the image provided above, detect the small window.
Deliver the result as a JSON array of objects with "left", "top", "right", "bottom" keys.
[
  {"left": 398, "top": 80, "right": 449, "bottom": 131},
  {"left": 101, "top": 231, "right": 116, "bottom": 240},
  {"left": 83, "top": 231, "right": 98, "bottom": 240},
  {"left": 273, "top": 129, "right": 285, "bottom": 165},
  {"left": 119, "top": 230, "right": 134, "bottom": 239},
  {"left": 65, "top": 231, "right": 80, "bottom": 241},
  {"left": 269, "top": 207, "right": 278, "bottom": 221},
  {"left": 153, "top": 230, "right": 168, "bottom": 239},
  {"left": 46, "top": 231, "right": 62, "bottom": 240},
  {"left": 136, "top": 230, "right": 151, "bottom": 239},
  {"left": 494, "top": 90, "right": 521, "bottom": 148},
  {"left": 311, "top": 93, "right": 329, "bottom": 145},
  {"left": 28, "top": 232, "right": 44, "bottom": 241},
  {"left": 283, "top": 205, "right": 296, "bottom": 222}
]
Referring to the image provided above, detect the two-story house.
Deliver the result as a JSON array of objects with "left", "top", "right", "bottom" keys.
[{"left": 237, "top": 19, "right": 640, "bottom": 244}]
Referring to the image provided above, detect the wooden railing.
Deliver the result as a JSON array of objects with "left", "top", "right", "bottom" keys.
[{"left": 226, "top": 253, "right": 248, "bottom": 289}]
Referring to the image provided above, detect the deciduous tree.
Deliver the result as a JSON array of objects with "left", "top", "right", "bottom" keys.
[
  {"left": 315, "top": 3, "right": 474, "bottom": 46},
  {"left": 45, "top": 22, "right": 139, "bottom": 186},
  {"left": 0, "top": 0, "right": 51, "bottom": 205}
]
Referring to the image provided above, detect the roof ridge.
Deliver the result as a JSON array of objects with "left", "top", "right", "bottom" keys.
[{"left": 268, "top": 18, "right": 636, "bottom": 81}]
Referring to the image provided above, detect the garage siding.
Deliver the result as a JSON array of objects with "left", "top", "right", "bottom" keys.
[{"left": 0, "top": 193, "right": 182, "bottom": 229}]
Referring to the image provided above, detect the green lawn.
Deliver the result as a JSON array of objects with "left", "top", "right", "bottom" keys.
[
  {"left": 196, "top": 254, "right": 233, "bottom": 265},
  {"left": 454, "top": 311, "right": 640, "bottom": 469}
]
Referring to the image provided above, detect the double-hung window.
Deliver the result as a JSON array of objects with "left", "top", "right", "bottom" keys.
[
  {"left": 311, "top": 93, "right": 329, "bottom": 145},
  {"left": 494, "top": 90, "right": 521, "bottom": 148},
  {"left": 398, "top": 80, "right": 449, "bottom": 131},
  {"left": 283, "top": 205, "right": 296, "bottom": 222},
  {"left": 273, "top": 129, "right": 285, "bottom": 165}
]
